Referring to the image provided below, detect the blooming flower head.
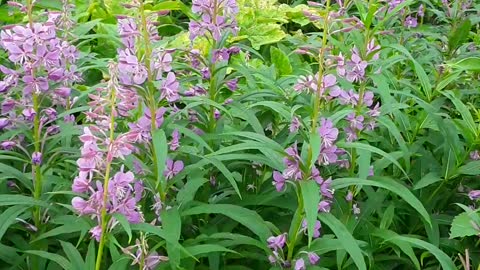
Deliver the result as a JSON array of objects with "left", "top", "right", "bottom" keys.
[
  {"left": 272, "top": 171, "right": 286, "bottom": 192},
  {"left": 294, "top": 258, "right": 305, "bottom": 270},
  {"left": 164, "top": 159, "right": 184, "bottom": 180},
  {"left": 318, "top": 118, "right": 338, "bottom": 148},
  {"left": 308, "top": 252, "right": 320, "bottom": 265},
  {"left": 404, "top": 16, "right": 418, "bottom": 28},
  {"left": 470, "top": 150, "right": 480, "bottom": 160},
  {"left": 469, "top": 190, "right": 480, "bottom": 201},
  {"left": 289, "top": 116, "right": 300, "bottom": 133},
  {"left": 32, "top": 152, "right": 42, "bottom": 165},
  {"left": 267, "top": 233, "right": 287, "bottom": 251}
]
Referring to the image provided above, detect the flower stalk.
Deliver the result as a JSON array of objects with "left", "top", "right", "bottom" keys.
[{"left": 95, "top": 67, "right": 118, "bottom": 270}]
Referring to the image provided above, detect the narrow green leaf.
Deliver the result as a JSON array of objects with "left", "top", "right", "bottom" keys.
[
  {"left": 24, "top": 250, "right": 71, "bottom": 269},
  {"left": 310, "top": 131, "right": 322, "bottom": 168},
  {"left": 387, "top": 44, "right": 432, "bottom": 100},
  {"left": 338, "top": 142, "right": 409, "bottom": 179},
  {"left": 152, "top": 129, "right": 168, "bottom": 189},
  {"left": 112, "top": 213, "right": 133, "bottom": 244},
  {"left": 85, "top": 240, "right": 96, "bottom": 269},
  {"left": 177, "top": 177, "right": 209, "bottom": 205},
  {"left": 389, "top": 235, "right": 456, "bottom": 269},
  {"left": 318, "top": 213, "right": 367, "bottom": 270},
  {"left": 457, "top": 161, "right": 480, "bottom": 175},
  {"left": 182, "top": 204, "right": 271, "bottom": 241},
  {"left": 184, "top": 244, "right": 238, "bottom": 258},
  {"left": 443, "top": 91, "right": 477, "bottom": 137},
  {"left": 332, "top": 177, "right": 431, "bottom": 226},
  {"left": 300, "top": 181, "right": 321, "bottom": 245},
  {"left": 413, "top": 172, "right": 442, "bottom": 190},
  {"left": 204, "top": 157, "right": 242, "bottom": 198},
  {"left": 60, "top": 241, "right": 85, "bottom": 270},
  {"left": 0, "top": 205, "right": 29, "bottom": 241},
  {"left": 448, "top": 19, "right": 471, "bottom": 53}
]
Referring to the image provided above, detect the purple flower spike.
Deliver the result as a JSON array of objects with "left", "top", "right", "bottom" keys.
[
  {"left": 32, "top": 152, "right": 42, "bottom": 165},
  {"left": 164, "top": 159, "right": 184, "bottom": 180}
]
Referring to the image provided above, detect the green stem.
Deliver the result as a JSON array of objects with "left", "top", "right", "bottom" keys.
[
  {"left": 287, "top": 182, "right": 304, "bottom": 261},
  {"left": 306, "top": 0, "right": 330, "bottom": 171},
  {"left": 138, "top": 1, "right": 166, "bottom": 201},
  {"left": 32, "top": 93, "right": 42, "bottom": 227},
  {"left": 95, "top": 77, "right": 117, "bottom": 270}
]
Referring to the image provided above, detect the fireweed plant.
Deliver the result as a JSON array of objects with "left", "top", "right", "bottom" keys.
[{"left": 1, "top": 0, "right": 480, "bottom": 269}]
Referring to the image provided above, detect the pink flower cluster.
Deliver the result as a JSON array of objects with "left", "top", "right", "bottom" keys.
[
  {"left": 189, "top": 0, "right": 239, "bottom": 41},
  {"left": 72, "top": 63, "right": 144, "bottom": 241}
]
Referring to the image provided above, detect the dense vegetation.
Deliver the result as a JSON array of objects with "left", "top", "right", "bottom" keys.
[{"left": 0, "top": 0, "right": 480, "bottom": 269}]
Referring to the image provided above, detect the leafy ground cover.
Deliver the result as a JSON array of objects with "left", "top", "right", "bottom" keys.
[{"left": 0, "top": 0, "right": 480, "bottom": 269}]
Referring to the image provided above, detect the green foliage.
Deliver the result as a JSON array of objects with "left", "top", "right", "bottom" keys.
[{"left": 1, "top": 0, "right": 480, "bottom": 269}]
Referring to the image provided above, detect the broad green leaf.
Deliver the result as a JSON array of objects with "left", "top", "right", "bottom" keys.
[
  {"left": 450, "top": 212, "right": 479, "bottom": 239},
  {"left": 182, "top": 204, "right": 271, "bottom": 241},
  {"left": 413, "top": 172, "right": 442, "bottom": 190},
  {"left": 270, "top": 47, "right": 292, "bottom": 76},
  {"left": 332, "top": 177, "right": 431, "bottom": 226},
  {"left": 318, "top": 213, "right": 367, "bottom": 270},
  {"left": 457, "top": 161, "right": 480, "bottom": 175},
  {"left": 24, "top": 250, "right": 71, "bottom": 269},
  {"left": 0, "top": 205, "right": 29, "bottom": 241},
  {"left": 300, "top": 180, "right": 321, "bottom": 245},
  {"left": 448, "top": 19, "right": 471, "bottom": 53},
  {"left": 107, "top": 256, "right": 130, "bottom": 270},
  {"left": 449, "top": 57, "right": 480, "bottom": 71},
  {"left": 161, "top": 208, "right": 182, "bottom": 266}
]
